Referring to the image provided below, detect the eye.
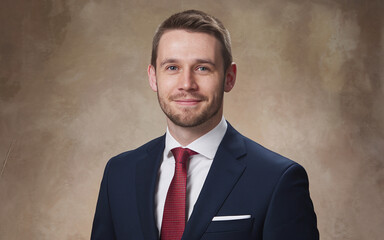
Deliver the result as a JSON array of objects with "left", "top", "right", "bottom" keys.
[
  {"left": 196, "top": 66, "right": 209, "bottom": 71},
  {"left": 166, "top": 65, "right": 178, "bottom": 71}
]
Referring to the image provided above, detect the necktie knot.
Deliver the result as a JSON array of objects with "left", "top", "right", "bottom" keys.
[{"left": 171, "top": 147, "right": 198, "bottom": 164}]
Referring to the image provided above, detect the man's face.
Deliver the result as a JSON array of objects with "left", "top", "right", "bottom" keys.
[{"left": 148, "top": 30, "right": 235, "bottom": 129}]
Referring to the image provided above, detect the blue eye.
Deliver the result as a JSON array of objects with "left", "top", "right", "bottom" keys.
[
  {"left": 197, "top": 66, "right": 208, "bottom": 71},
  {"left": 167, "top": 66, "right": 178, "bottom": 71}
]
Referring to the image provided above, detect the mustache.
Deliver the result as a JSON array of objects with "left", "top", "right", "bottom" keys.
[{"left": 169, "top": 93, "right": 208, "bottom": 101}]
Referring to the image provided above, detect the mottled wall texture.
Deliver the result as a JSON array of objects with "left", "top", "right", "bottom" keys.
[{"left": 1, "top": 0, "right": 383, "bottom": 239}]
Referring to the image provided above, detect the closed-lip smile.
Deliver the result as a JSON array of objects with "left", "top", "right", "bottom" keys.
[{"left": 174, "top": 99, "right": 202, "bottom": 106}]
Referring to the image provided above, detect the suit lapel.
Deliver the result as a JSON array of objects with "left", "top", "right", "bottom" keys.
[
  {"left": 182, "top": 124, "right": 247, "bottom": 240},
  {"left": 135, "top": 136, "right": 165, "bottom": 240}
]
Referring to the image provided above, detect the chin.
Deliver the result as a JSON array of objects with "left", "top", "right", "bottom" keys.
[
  {"left": 169, "top": 109, "right": 221, "bottom": 128},
  {"left": 170, "top": 117, "right": 206, "bottom": 128}
]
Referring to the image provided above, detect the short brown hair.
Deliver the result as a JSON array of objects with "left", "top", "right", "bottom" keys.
[{"left": 151, "top": 10, "right": 232, "bottom": 71}]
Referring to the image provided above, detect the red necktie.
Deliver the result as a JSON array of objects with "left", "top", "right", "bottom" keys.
[{"left": 160, "top": 147, "right": 197, "bottom": 240}]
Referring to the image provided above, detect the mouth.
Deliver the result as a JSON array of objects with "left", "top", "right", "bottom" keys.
[{"left": 173, "top": 99, "right": 202, "bottom": 106}]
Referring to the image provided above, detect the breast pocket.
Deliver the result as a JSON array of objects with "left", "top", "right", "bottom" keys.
[{"left": 202, "top": 218, "right": 254, "bottom": 240}]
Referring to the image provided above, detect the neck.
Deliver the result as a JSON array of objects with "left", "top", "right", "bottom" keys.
[{"left": 167, "top": 113, "right": 223, "bottom": 146}]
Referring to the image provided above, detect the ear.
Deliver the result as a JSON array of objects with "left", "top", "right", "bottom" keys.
[
  {"left": 148, "top": 65, "right": 158, "bottom": 92},
  {"left": 224, "top": 62, "right": 237, "bottom": 92}
]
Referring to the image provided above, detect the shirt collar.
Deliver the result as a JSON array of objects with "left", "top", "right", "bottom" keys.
[{"left": 165, "top": 116, "right": 228, "bottom": 160}]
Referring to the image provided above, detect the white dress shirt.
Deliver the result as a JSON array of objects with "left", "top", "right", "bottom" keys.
[{"left": 155, "top": 117, "right": 228, "bottom": 232}]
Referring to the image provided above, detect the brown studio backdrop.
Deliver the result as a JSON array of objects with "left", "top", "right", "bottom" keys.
[{"left": 0, "top": 0, "right": 383, "bottom": 239}]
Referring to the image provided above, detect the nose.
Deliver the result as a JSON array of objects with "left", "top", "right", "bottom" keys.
[{"left": 178, "top": 68, "right": 197, "bottom": 91}]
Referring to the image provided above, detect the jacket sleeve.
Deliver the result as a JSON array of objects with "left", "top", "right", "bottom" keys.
[
  {"left": 263, "top": 163, "right": 319, "bottom": 240},
  {"left": 91, "top": 160, "right": 116, "bottom": 240}
]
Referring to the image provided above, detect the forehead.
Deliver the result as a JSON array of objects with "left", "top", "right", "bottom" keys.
[{"left": 156, "top": 30, "right": 223, "bottom": 66}]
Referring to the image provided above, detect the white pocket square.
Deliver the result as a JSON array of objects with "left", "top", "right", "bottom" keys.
[{"left": 212, "top": 215, "right": 251, "bottom": 221}]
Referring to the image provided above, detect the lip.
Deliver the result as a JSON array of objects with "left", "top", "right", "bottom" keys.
[{"left": 173, "top": 99, "right": 202, "bottom": 106}]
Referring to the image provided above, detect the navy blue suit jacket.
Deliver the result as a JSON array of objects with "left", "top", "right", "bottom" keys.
[{"left": 91, "top": 123, "right": 319, "bottom": 239}]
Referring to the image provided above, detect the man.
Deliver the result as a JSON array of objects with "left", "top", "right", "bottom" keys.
[{"left": 91, "top": 10, "right": 319, "bottom": 240}]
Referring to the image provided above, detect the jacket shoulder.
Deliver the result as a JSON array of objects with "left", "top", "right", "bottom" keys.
[
  {"left": 226, "top": 123, "right": 296, "bottom": 168},
  {"left": 226, "top": 124, "right": 299, "bottom": 175},
  {"left": 244, "top": 136, "right": 296, "bottom": 167},
  {"left": 108, "top": 135, "right": 165, "bottom": 167}
]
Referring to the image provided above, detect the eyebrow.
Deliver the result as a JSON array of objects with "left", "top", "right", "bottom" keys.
[{"left": 159, "top": 58, "right": 216, "bottom": 68}]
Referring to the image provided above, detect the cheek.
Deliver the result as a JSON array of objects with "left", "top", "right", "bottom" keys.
[
  {"left": 207, "top": 80, "right": 224, "bottom": 95},
  {"left": 157, "top": 81, "right": 175, "bottom": 97}
]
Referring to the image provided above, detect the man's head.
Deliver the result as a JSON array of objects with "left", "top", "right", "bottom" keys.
[
  {"left": 151, "top": 10, "right": 232, "bottom": 72},
  {"left": 148, "top": 10, "right": 236, "bottom": 133}
]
